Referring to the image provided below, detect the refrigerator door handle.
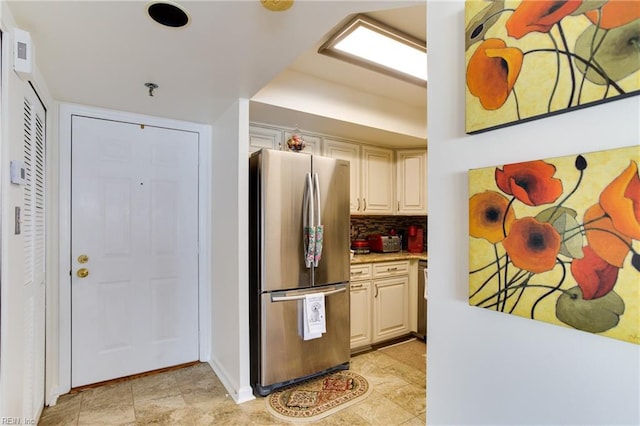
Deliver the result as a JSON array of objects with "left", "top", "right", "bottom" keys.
[
  {"left": 270, "top": 286, "right": 346, "bottom": 302},
  {"left": 313, "top": 173, "right": 323, "bottom": 267},
  {"left": 303, "top": 173, "right": 315, "bottom": 268}
]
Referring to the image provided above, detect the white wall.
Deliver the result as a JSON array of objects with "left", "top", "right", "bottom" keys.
[
  {"left": 427, "top": 1, "right": 640, "bottom": 425},
  {"left": 209, "top": 98, "right": 253, "bottom": 403},
  {"left": 253, "top": 69, "right": 427, "bottom": 141}
]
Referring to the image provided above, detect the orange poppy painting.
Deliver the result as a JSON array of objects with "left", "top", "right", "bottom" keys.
[
  {"left": 465, "top": 0, "right": 640, "bottom": 133},
  {"left": 468, "top": 145, "right": 640, "bottom": 344}
]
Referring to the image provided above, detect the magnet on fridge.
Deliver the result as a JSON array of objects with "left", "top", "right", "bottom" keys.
[{"left": 10, "top": 160, "right": 26, "bottom": 185}]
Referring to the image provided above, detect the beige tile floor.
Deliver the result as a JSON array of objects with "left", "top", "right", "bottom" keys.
[{"left": 39, "top": 340, "right": 426, "bottom": 425}]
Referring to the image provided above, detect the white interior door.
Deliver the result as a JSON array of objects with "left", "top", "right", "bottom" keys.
[{"left": 71, "top": 116, "right": 199, "bottom": 387}]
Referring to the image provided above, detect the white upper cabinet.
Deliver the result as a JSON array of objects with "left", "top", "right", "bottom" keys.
[
  {"left": 249, "top": 125, "right": 282, "bottom": 153},
  {"left": 361, "top": 146, "right": 394, "bottom": 215},
  {"left": 324, "top": 140, "right": 394, "bottom": 215},
  {"left": 253, "top": 123, "right": 427, "bottom": 217},
  {"left": 396, "top": 149, "right": 427, "bottom": 215},
  {"left": 323, "top": 139, "right": 361, "bottom": 213},
  {"left": 323, "top": 140, "right": 394, "bottom": 215}
]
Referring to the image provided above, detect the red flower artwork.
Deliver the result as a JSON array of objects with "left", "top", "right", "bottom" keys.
[
  {"left": 469, "top": 146, "right": 640, "bottom": 344},
  {"left": 585, "top": 0, "right": 640, "bottom": 29},
  {"left": 466, "top": 39, "right": 524, "bottom": 110},
  {"left": 502, "top": 217, "right": 561, "bottom": 273},
  {"left": 599, "top": 161, "right": 640, "bottom": 240},
  {"left": 571, "top": 246, "right": 620, "bottom": 300},
  {"left": 495, "top": 160, "right": 563, "bottom": 206},
  {"left": 469, "top": 190, "right": 516, "bottom": 244},
  {"left": 506, "top": 0, "right": 582, "bottom": 39},
  {"left": 465, "top": 0, "right": 640, "bottom": 134}
]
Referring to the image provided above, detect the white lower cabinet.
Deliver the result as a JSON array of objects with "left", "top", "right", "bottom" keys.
[
  {"left": 350, "top": 260, "right": 412, "bottom": 350},
  {"left": 350, "top": 264, "right": 372, "bottom": 349},
  {"left": 350, "top": 280, "right": 372, "bottom": 349},
  {"left": 372, "top": 276, "right": 410, "bottom": 342}
]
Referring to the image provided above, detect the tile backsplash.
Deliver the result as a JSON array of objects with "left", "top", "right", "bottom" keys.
[{"left": 350, "top": 215, "right": 428, "bottom": 252}]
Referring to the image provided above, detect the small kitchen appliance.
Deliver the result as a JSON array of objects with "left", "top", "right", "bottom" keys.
[
  {"left": 368, "top": 234, "right": 401, "bottom": 253},
  {"left": 351, "top": 239, "right": 370, "bottom": 254},
  {"left": 407, "top": 225, "right": 423, "bottom": 253}
]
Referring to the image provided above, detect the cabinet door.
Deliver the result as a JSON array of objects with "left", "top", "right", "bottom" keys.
[
  {"left": 396, "top": 149, "right": 427, "bottom": 214},
  {"left": 249, "top": 125, "right": 282, "bottom": 153},
  {"left": 372, "top": 275, "right": 410, "bottom": 342},
  {"left": 323, "top": 139, "right": 361, "bottom": 213},
  {"left": 350, "top": 281, "right": 372, "bottom": 349},
  {"left": 361, "top": 146, "right": 394, "bottom": 214},
  {"left": 283, "top": 131, "right": 321, "bottom": 156}
]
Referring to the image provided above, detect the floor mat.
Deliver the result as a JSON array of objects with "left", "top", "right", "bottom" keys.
[{"left": 265, "top": 370, "right": 371, "bottom": 423}]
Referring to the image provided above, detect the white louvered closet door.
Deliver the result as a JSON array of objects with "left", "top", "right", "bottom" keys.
[{"left": 22, "top": 87, "right": 46, "bottom": 421}]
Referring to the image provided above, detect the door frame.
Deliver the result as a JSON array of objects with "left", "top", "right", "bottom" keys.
[{"left": 54, "top": 103, "right": 212, "bottom": 398}]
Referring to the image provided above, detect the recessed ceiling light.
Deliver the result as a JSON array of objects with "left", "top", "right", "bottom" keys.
[
  {"left": 319, "top": 14, "right": 427, "bottom": 86},
  {"left": 147, "top": 1, "right": 190, "bottom": 28}
]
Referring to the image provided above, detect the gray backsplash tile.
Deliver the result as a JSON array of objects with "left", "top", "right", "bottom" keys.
[{"left": 350, "top": 215, "right": 427, "bottom": 251}]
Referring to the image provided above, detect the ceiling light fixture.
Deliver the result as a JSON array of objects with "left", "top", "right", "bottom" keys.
[
  {"left": 260, "top": 0, "right": 294, "bottom": 12},
  {"left": 318, "top": 14, "right": 427, "bottom": 86},
  {"left": 147, "top": 1, "right": 190, "bottom": 28}
]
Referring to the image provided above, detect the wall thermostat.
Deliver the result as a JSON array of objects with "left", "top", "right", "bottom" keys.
[
  {"left": 10, "top": 160, "right": 26, "bottom": 185},
  {"left": 13, "top": 28, "right": 33, "bottom": 81}
]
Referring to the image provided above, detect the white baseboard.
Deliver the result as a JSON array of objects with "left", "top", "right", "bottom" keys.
[{"left": 207, "top": 359, "right": 255, "bottom": 404}]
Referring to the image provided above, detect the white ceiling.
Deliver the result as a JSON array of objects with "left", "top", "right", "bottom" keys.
[{"left": 7, "top": 0, "right": 426, "bottom": 146}]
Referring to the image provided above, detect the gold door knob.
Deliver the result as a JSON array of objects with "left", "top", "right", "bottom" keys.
[
  {"left": 77, "top": 268, "right": 89, "bottom": 278},
  {"left": 78, "top": 254, "right": 89, "bottom": 264}
]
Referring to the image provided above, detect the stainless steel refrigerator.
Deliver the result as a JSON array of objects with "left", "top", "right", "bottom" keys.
[{"left": 249, "top": 148, "right": 351, "bottom": 396}]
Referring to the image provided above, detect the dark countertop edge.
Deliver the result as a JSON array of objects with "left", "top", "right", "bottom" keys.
[{"left": 350, "top": 251, "right": 427, "bottom": 264}]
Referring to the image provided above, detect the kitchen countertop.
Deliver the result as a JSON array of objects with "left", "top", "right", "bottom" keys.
[{"left": 350, "top": 251, "right": 427, "bottom": 264}]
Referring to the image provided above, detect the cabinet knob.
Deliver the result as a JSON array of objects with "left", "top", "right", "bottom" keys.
[
  {"left": 77, "top": 268, "right": 89, "bottom": 278},
  {"left": 363, "top": 198, "right": 367, "bottom": 211}
]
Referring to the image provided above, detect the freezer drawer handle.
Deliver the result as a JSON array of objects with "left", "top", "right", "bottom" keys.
[{"left": 271, "top": 287, "right": 346, "bottom": 302}]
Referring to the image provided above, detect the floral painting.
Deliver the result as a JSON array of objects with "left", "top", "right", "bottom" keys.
[
  {"left": 465, "top": 0, "right": 640, "bottom": 134},
  {"left": 468, "top": 145, "right": 640, "bottom": 344}
]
